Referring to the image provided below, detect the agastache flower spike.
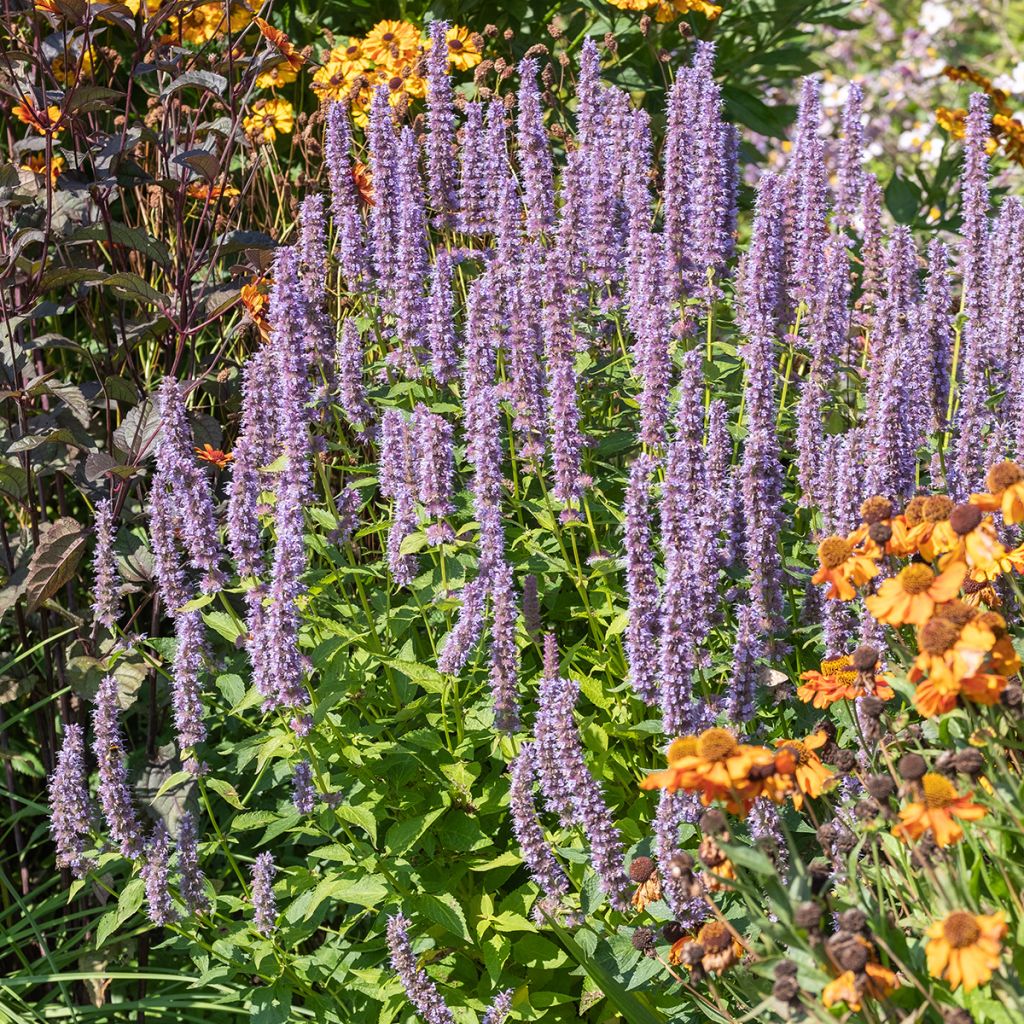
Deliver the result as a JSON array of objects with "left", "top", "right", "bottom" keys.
[
  {"left": 427, "top": 249, "right": 459, "bottom": 385},
  {"left": 177, "top": 810, "right": 209, "bottom": 914},
  {"left": 171, "top": 610, "right": 207, "bottom": 749},
  {"left": 292, "top": 760, "right": 316, "bottom": 814},
  {"left": 508, "top": 743, "right": 571, "bottom": 920},
  {"left": 335, "top": 320, "right": 372, "bottom": 429},
  {"left": 48, "top": 723, "right": 93, "bottom": 876},
  {"left": 458, "top": 102, "right": 491, "bottom": 235},
  {"left": 368, "top": 88, "right": 399, "bottom": 297},
  {"left": 437, "top": 576, "right": 486, "bottom": 676},
  {"left": 654, "top": 789, "right": 706, "bottom": 926},
  {"left": 481, "top": 990, "right": 514, "bottom": 1024},
  {"left": 141, "top": 822, "right": 177, "bottom": 925},
  {"left": 623, "top": 455, "right": 660, "bottom": 705},
  {"left": 325, "top": 101, "right": 370, "bottom": 291},
  {"left": 412, "top": 405, "right": 455, "bottom": 519},
  {"left": 504, "top": 242, "right": 547, "bottom": 461},
  {"left": 517, "top": 57, "right": 554, "bottom": 235},
  {"left": 834, "top": 82, "right": 865, "bottom": 228},
  {"left": 92, "top": 675, "right": 144, "bottom": 859},
  {"left": 250, "top": 852, "right": 277, "bottom": 936},
  {"left": 534, "top": 674, "right": 631, "bottom": 910},
  {"left": 379, "top": 409, "right": 419, "bottom": 586},
  {"left": 91, "top": 497, "right": 121, "bottom": 628},
  {"left": 855, "top": 174, "right": 885, "bottom": 331},
  {"left": 386, "top": 915, "right": 457, "bottom": 1024},
  {"left": 424, "top": 20, "right": 457, "bottom": 226},
  {"left": 706, "top": 399, "right": 739, "bottom": 565},
  {"left": 488, "top": 560, "right": 521, "bottom": 733},
  {"left": 391, "top": 126, "right": 429, "bottom": 375},
  {"left": 155, "top": 376, "right": 224, "bottom": 592},
  {"left": 727, "top": 601, "right": 763, "bottom": 723}
]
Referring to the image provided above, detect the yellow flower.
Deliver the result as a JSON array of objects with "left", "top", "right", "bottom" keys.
[
  {"left": 243, "top": 98, "right": 294, "bottom": 143},
  {"left": 362, "top": 19, "right": 421, "bottom": 66},
  {"left": 444, "top": 25, "right": 482, "bottom": 72},
  {"left": 865, "top": 561, "right": 966, "bottom": 626},
  {"left": 256, "top": 63, "right": 298, "bottom": 89},
  {"left": 772, "top": 731, "right": 832, "bottom": 810},
  {"left": 12, "top": 95, "right": 64, "bottom": 135},
  {"left": 21, "top": 152, "right": 65, "bottom": 184},
  {"left": 311, "top": 45, "right": 369, "bottom": 102},
  {"left": 51, "top": 46, "right": 97, "bottom": 86},
  {"left": 926, "top": 911, "right": 1006, "bottom": 991},
  {"left": 811, "top": 534, "right": 879, "bottom": 601},
  {"left": 893, "top": 773, "right": 986, "bottom": 847}
]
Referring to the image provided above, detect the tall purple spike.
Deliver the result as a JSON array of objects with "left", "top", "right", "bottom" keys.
[
  {"left": 325, "top": 102, "right": 370, "bottom": 292},
  {"left": 517, "top": 57, "right": 555, "bottom": 235},
  {"left": 425, "top": 20, "right": 457, "bottom": 227}
]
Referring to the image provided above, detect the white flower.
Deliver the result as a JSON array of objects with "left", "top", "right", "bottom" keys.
[
  {"left": 920, "top": 1, "right": 954, "bottom": 34},
  {"left": 993, "top": 62, "right": 1024, "bottom": 96}
]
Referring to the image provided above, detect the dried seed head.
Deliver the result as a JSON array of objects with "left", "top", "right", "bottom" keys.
[
  {"left": 852, "top": 645, "right": 879, "bottom": 672},
  {"left": 868, "top": 522, "right": 892, "bottom": 545},
  {"left": 772, "top": 974, "right": 800, "bottom": 1002},
  {"left": 699, "top": 808, "right": 728, "bottom": 836},
  {"left": 631, "top": 926, "right": 656, "bottom": 953},
  {"left": 833, "top": 749, "right": 858, "bottom": 773},
  {"left": 942, "top": 1008, "right": 976, "bottom": 1024},
  {"left": 830, "top": 934, "right": 869, "bottom": 971},
  {"left": 794, "top": 901, "right": 822, "bottom": 929},
  {"left": 859, "top": 695, "right": 885, "bottom": 718},
  {"left": 919, "top": 617, "right": 962, "bottom": 655},
  {"left": 864, "top": 774, "right": 894, "bottom": 801},
  {"left": 774, "top": 960, "right": 799, "bottom": 979},
  {"left": 681, "top": 940, "right": 705, "bottom": 966},
  {"left": 1001, "top": 683, "right": 1023, "bottom": 709},
  {"left": 629, "top": 856, "right": 656, "bottom": 884},
  {"left": 668, "top": 851, "right": 694, "bottom": 877},
  {"left": 662, "top": 920, "right": 687, "bottom": 944},
  {"left": 838, "top": 908, "right": 868, "bottom": 933},
  {"left": 942, "top": 911, "right": 981, "bottom": 948},
  {"left": 954, "top": 748, "right": 984, "bottom": 777},
  {"left": 949, "top": 502, "right": 983, "bottom": 535},
  {"left": 897, "top": 753, "right": 927, "bottom": 781}
]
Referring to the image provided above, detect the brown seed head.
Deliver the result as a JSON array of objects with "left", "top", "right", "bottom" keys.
[
  {"left": 949, "top": 502, "right": 983, "bottom": 535},
  {"left": 851, "top": 645, "right": 879, "bottom": 671},
  {"left": 986, "top": 459, "right": 1024, "bottom": 494},
  {"left": 923, "top": 494, "right": 954, "bottom": 522},
  {"left": 942, "top": 911, "right": 981, "bottom": 949},
  {"left": 864, "top": 774, "right": 895, "bottom": 801},
  {"left": 904, "top": 494, "right": 929, "bottom": 525},
  {"left": 954, "top": 748, "right": 985, "bottom": 777},
  {"left": 839, "top": 908, "right": 868, "bottom": 933},
  {"left": 629, "top": 856, "right": 656, "bottom": 883},
  {"left": 697, "top": 920, "right": 732, "bottom": 953},
  {"left": 818, "top": 535, "right": 853, "bottom": 568},
  {"left": 699, "top": 808, "right": 728, "bottom": 836},
  {"left": 860, "top": 495, "right": 893, "bottom": 523},
  {"left": 919, "top": 617, "right": 962, "bottom": 655},
  {"left": 898, "top": 753, "right": 927, "bottom": 781}
]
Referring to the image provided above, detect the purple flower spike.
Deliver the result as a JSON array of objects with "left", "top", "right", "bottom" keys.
[
  {"left": 482, "top": 990, "right": 514, "bottom": 1024},
  {"left": 392, "top": 126, "right": 429, "bottom": 375},
  {"left": 508, "top": 743, "right": 571, "bottom": 922},
  {"left": 92, "top": 676, "right": 144, "bottom": 860},
  {"left": 142, "top": 822, "right": 177, "bottom": 926},
  {"left": 623, "top": 455, "right": 660, "bottom": 705},
  {"left": 368, "top": 88, "right": 400, "bottom": 297},
  {"left": 534, "top": 675, "right": 631, "bottom": 911},
  {"left": 727, "top": 601, "right": 763, "bottom": 723},
  {"left": 517, "top": 58, "right": 554, "bottom": 236},
  {"left": 380, "top": 409, "right": 419, "bottom": 586},
  {"left": 834, "top": 82, "right": 865, "bottom": 228},
  {"left": 505, "top": 243, "right": 548, "bottom": 461},
  {"left": 292, "top": 759, "right": 316, "bottom": 814},
  {"left": 425, "top": 20, "right": 457, "bottom": 227},
  {"left": 336, "top": 320, "right": 372, "bottom": 429},
  {"left": 325, "top": 101, "right": 370, "bottom": 292},
  {"left": 488, "top": 560, "right": 521, "bottom": 733},
  {"left": 177, "top": 810, "right": 209, "bottom": 914},
  {"left": 437, "top": 576, "right": 486, "bottom": 676},
  {"left": 386, "top": 914, "right": 457, "bottom": 1024},
  {"left": 250, "top": 852, "right": 277, "bottom": 937},
  {"left": 155, "top": 377, "right": 224, "bottom": 592},
  {"left": 48, "top": 723, "right": 93, "bottom": 877},
  {"left": 171, "top": 610, "right": 207, "bottom": 749},
  {"left": 92, "top": 497, "right": 121, "bottom": 628},
  {"left": 412, "top": 405, "right": 455, "bottom": 520},
  {"left": 654, "top": 789, "right": 706, "bottom": 926},
  {"left": 428, "top": 249, "right": 459, "bottom": 385},
  {"left": 458, "top": 102, "right": 491, "bottom": 235}
]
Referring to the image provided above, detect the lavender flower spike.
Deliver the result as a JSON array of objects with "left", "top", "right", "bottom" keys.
[
  {"left": 48, "top": 723, "right": 92, "bottom": 877},
  {"left": 325, "top": 101, "right": 369, "bottom": 292},
  {"left": 91, "top": 497, "right": 121, "bottom": 628},
  {"left": 623, "top": 456, "right": 660, "bottom": 705},
  {"left": 92, "top": 675, "right": 144, "bottom": 859},
  {"left": 482, "top": 990, "right": 514, "bottom": 1024},
  {"left": 424, "top": 20, "right": 458, "bottom": 226},
  {"left": 336, "top": 320, "right": 372, "bottom": 429},
  {"left": 177, "top": 810, "right": 209, "bottom": 914},
  {"left": 488, "top": 560, "right": 521, "bottom": 733},
  {"left": 508, "top": 743, "right": 571, "bottom": 922},
  {"left": 141, "top": 822, "right": 177, "bottom": 926},
  {"left": 517, "top": 57, "right": 554, "bottom": 235},
  {"left": 385, "top": 914, "right": 457, "bottom": 1024},
  {"left": 292, "top": 759, "right": 316, "bottom": 814},
  {"left": 250, "top": 851, "right": 278, "bottom": 936}
]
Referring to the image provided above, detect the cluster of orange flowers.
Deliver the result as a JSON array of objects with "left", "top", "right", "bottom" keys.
[
  {"left": 605, "top": 0, "right": 723, "bottom": 20},
  {"left": 811, "top": 462, "right": 1024, "bottom": 719},
  {"left": 640, "top": 726, "right": 833, "bottom": 814},
  {"left": 937, "top": 65, "right": 1024, "bottom": 166},
  {"left": 312, "top": 20, "right": 482, "bottom": 126}
]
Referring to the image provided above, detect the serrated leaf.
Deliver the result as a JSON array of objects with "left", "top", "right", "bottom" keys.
[
  {"left": 413, "top": 892, "right": 470, "bottom": 942},
  {"left": 25, "top": 517, "right": 87, "bottom": 614},
  {"left": 337, "top": 803, "right": 377, "bottom": 845},
  {"left": 206, "top": 778, "right": 244, "bottom": 810}
]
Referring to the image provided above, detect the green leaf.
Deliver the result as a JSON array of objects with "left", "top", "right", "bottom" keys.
[
  {"left": 249, "top": 982, "right": 292, "bottom": 1024},
  {"left": 206, "top": 778, "right": 244, "bottom": 810},
  {"left": 24, "top": 517, "right": 88, "bottom": 614},
  {"left": 885, "top": 173, "right": 919, "bottom": 225},
  {"left": 337, "top": 803, "right": 377, "bottom": 845},
  {"left": 413, "top": 892, "right": 471, "bottom": 942}
]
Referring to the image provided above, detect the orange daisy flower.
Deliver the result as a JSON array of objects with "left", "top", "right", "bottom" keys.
[
  {"left": 254, "top": 18, "right": 305, "bottom": 73},
  {"left": 926, "top": 910, "right": 1006, "bottom": 991},
  {"left": 195, "top": 444, "right": 233, "bottom": 469},
  {"left": 811, "top": 535, "right": 879, "bottom": 601},
  {"left": 865, "top": 561, "right": 966, "bottom": 626},
  {"left": 910, "top": 617, "right": 996, "bottom": 690},
  {"left": 772, "top": 731, "right": 832, "bottom": 809},
  {"left": 970, "top": 460, "right": 1024, "bottom": 525},
  {"left": 909, "top": 494, "right": 954, "bottom": 560},
  {"left": 934, "top": 505, "right": 1007, "bottom": 576},
  {"left": 893, "top": 772, "right": 986, "bottom": 846},
  {"left": 797, "top": 655, "right": 894, "bottom": 708},
  {"left": 12, "top": 95, "right": 63, "bottom": 135}
]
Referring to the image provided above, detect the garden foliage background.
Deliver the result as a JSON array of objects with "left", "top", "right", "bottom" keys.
[{"left": 5, "top": 0, "right": 1024, "bottom": 1022}]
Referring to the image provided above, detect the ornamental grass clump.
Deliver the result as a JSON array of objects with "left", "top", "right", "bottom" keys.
[{"left": 31, "top": 24, "right": 1024, "bottom": 1024}]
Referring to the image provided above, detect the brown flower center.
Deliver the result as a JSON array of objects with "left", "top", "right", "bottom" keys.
[
  {"left": 382, "top": 32, "right": 394, "bottom": 42},
  {"left": 933, "top": 600, "right": 977, "bottom": 629},
  {"left": 923, "top": 495, "right": 954, "bottom": 523},
  {"left": 905, "top": 495, "right": 928, "bottom": 526},
  {"left": 668, "top": 735, "right": 698, "bottom": 760},
  {"left": 919, "top": 618, "right": 961, "bottom": 655},
  {"left": 448, "top": 38, "right": 464, "bottom": 50},
  {"left": 697, "top": 728, "right": 739, "bottom": 761},
  {"left": 860, "top": 495, "right": 893, "bottom": 524},
  {"left": 942, "top": 911, "right": 981, "bottom": 948},
  {"left": 819, "top": 536, "right": 853, "bottom": 569},
  {"left": 986, "top": 460, "right": 1024, "bottom": 494},
  {"left": 900, "top": 563, "right": 936, "bottom": 595},
  {"left": 821, "top": 654, "right": 854, "bottom": 676},
  {"left": 921, "top": 772, "right": 958, "bottom": 809},
  {"left": 949, "top": 503, "right": 983, "bottom": 535},
  {"left": 388, "top": 76, "right": 403, "bottom": 91},
  {"left": 697, "top": 920, "right": 732, "bottom": 953}
]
